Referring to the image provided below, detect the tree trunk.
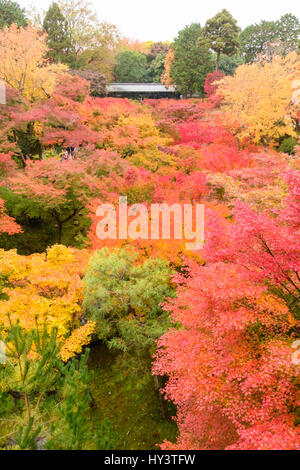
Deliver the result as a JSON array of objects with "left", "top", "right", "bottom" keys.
[
  {"left": 153, "top": 374, "right": 171, "bottom": 422},
  {"left": 216, "top": 50, "right": 220, "bottom": 71}
]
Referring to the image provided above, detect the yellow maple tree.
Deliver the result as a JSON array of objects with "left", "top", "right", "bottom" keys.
[
  {"left": 0, "top": 245, "right": 94, "bottom": 361},
  {"left": 161, "top": 49, "right": 175, "bottom": 88},
  {"left": 219, "top": 52, "right": 300, "bottom": 144},
  {"left": 0, "top": 24, "right": 66, "bottom": 101}
]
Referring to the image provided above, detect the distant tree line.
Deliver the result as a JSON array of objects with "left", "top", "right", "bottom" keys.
[{"left": 0, "top": 1, "right": 299, "bottom": 97}]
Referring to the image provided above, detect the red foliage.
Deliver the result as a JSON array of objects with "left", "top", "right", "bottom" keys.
[
  {"left": 204, "top": 70, "right": 225, "bottom": 97},
  {"left": 0, "top": 198, "right": 21, "bottom": 234},
  {"left": 153, "top": 170, "right": 300, "bottom": 450}
]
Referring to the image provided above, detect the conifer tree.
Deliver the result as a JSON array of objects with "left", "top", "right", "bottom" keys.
[
  {"left": 170, "top": 23, "right": 214, "bottom": 96},
  {"left": 0, "top": 0, "right": 26, "bottom": 29},
  {"left": 43, "top": 2, "right": 75, "bottom": 65},
  {"left": 202, "top": 9, "right": 240, "bottom": 71}
]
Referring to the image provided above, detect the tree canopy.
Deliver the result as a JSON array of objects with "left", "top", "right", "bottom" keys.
[
  {"left": 170, "top": 23, "right": 214, "bottom": 96},
  {"left": 240, "top": 14, "right": 300, "bottom": 63},
  {"left": 43, "top": 2, "right": 74, "bottom": 66},
  {"left": 114, "top": 51, "right": 148, "bottom": 83},
  {"left": 202, "top": 9, "right": 240, "bottom": 70},
  {"left": 0, "top": 0, "right": 26, "bottom": 28}
]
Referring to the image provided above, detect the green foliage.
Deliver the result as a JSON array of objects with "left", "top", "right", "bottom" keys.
[
  {"left": 77, "top": 22, "right": 121, "bottom": 80},
  {"left": 146, "top": 53, "right": 166, "bottom": 83},
  {"left": 278, "top": 14, "right": 300, "bottom": 50},
  {"left": 0, "top": 321, "right": 117, "bottom": 450},
  {"left": 0, "top": 180, "right": 92, "bottom": 254},
  {"left": 218, "top": 53, "right": 244, "bottom": 75},
  {"left": 83, "top": 247, "right": 175, "bottom": 351},
  {"left": 43, "top": 2, "right": 75, "bottom": 66},
  {"left": 0, "top": 320, "right": 62, "bottom": 449},
  {"left": 88, "top": 343, "right": 178, "bottom": 450},
  {"left": 0, "top": 0, "right": 27, "bottom": 28},
  {"left": 0, "top": 273, "right": 9, "bottom": 300},
  {"left": 45, "top": 348, "right": 111, "bottom": 450},
  {"left": 240, "top": 14, "right": 300, "bottom": 63},
  {"left": 171, "top": 23, "right": 214, "bottom": 96},
  {"left": 202, "top": 9, "right": 240, "bottom": 70},
  {"left": 278, "top": 136, "right": 298, "bottom": 155},
  {"left": 114, "top": 51, "right": 148, "bottom": 83},
  {"left": 14, "top": 125, "right": 43, "bottom": 159}
]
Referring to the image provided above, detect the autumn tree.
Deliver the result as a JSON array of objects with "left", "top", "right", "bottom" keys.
[
  {"left": 0, "top": 198, "right": 21, "bottom": 235},
  {"left": 161, "top": 49, "right": 175, "bottom": 87},
  {"left": 0, "top": 157, "right": 101, "bottom": 252},
  {"left": 69, "top": 69, "right": 107, "bottom": 96},
  {"left": 78, "top": 22, "right": 121, "bottom": 80},
  {"left": 204, "top": 70, "right": 225, "bottom": 97},
  {"left": 170, "top": 23, "right": 214, "bottom": 96},
  {"left": 202, "top": 9, "right": 240, "bottom": 71},
  {"left": 0, "top": 24, "right": 66, "bottom": 101},
  {"left": 219, "top": 52, "right": 300, "bottom": 144},
  {"left": 0, "top": 0, "right": 26, "bottom": 28},
  {"left": 154, "top": 170, "right": 300, "bottom": 450},
  {"left": 147, "top": 42, "right": 169, "bottom": 62}
]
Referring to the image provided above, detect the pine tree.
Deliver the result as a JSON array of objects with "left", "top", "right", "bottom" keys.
[
  {"left": 0, "top": 319, "right": 118, "bottom": 449},
  {"left": 0, "top": 0, "right": 26, "bottom": 29},
  {"left": 202, "top": 9, "right": 240, "bottom": 71},
  {"left": 43, "top": 2, "right": 75, "bottom": 65}
]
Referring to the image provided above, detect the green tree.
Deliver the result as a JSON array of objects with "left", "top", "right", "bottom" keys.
[
  {"left": 114, "top": 51, "right": 148, "bottom": 83},
  {"left": 58, "top": 0, "right": 98, "bottom": 54},
  {"left": 0, "top": 0, "right": 26, "bottom": 28},
  {"left": 147, "top": 53, "right": 166, "bottom": 82},
  {"left": 240, "top": 14, "right": 300, "bottom": 63},
  {"left": 78, "top": 22, "right": 121, "bottom": 80},
  {"left": 83, "top": 247, "right": 175, "bottom": 422},
  {"left": 43, "top": 2, "right": 75, "bottom": 66},
  {"left": 276, "top": 14, "right": 300, "bottom": 51},
  {"left": 83, "top": 247, "right": 175, "bottom": 352},
  {"left": 171, "top": 23, "right": 214, "bottom": 96},
  {"left": 0, "top": 320, "right": 118, "bottom": 450},
  {"left": 218, "top": 53, "right": 244, "bottom": 75},
  {"left": 202, "top": 9, "right": 240, "bottom": 71},
  {"left": 240, "top": 21, "right": 277, "bottom": 63}
]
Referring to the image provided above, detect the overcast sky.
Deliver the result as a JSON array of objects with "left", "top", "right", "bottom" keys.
[{"left": 20, "top": 0, "right": 300, "bottom": 42}]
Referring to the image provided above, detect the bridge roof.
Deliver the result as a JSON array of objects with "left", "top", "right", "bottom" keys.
[{"left": 107, "top": 83, "right": 176, "bottom": 93}]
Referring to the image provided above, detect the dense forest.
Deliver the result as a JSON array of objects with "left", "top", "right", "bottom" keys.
[{"left": 0, "top": 0, "right": 299, "bottom": 451}]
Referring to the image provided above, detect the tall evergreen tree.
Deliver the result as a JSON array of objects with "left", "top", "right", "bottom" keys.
[
  {"left": 171, "top": 23, "right": 214, "bottom": 97},
  {"left": 0, "top": 0, "right": 26, "bottom": 28},
  {"left": 43, "top": 2, "right": 74, "bottom": 65},
  {"left": 202, "top": 9, "right": 240, "bottom": 71}
]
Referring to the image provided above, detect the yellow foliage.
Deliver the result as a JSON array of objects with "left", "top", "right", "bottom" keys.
[
  {"left": 0, "top": 245, "right": 90, "bottom": 341},
  {"left": 129, "top": 147, "right": 177, "bottom": 172},
  {"left": 59, "top": 321, "right": 96, "bottom": 362},
  {"left": 161, "top": 49, "right": 175, "bottom": 88},
  {"left": 219, "top": 52, "right": 300, "bottom": 144},
  {"left": 0, "top": 24, "right": 66, "bottom": 101}
]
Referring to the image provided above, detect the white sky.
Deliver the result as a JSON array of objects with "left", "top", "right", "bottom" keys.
[{"left": 20, "top": 0, "right": 300, "bottom": 42}]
